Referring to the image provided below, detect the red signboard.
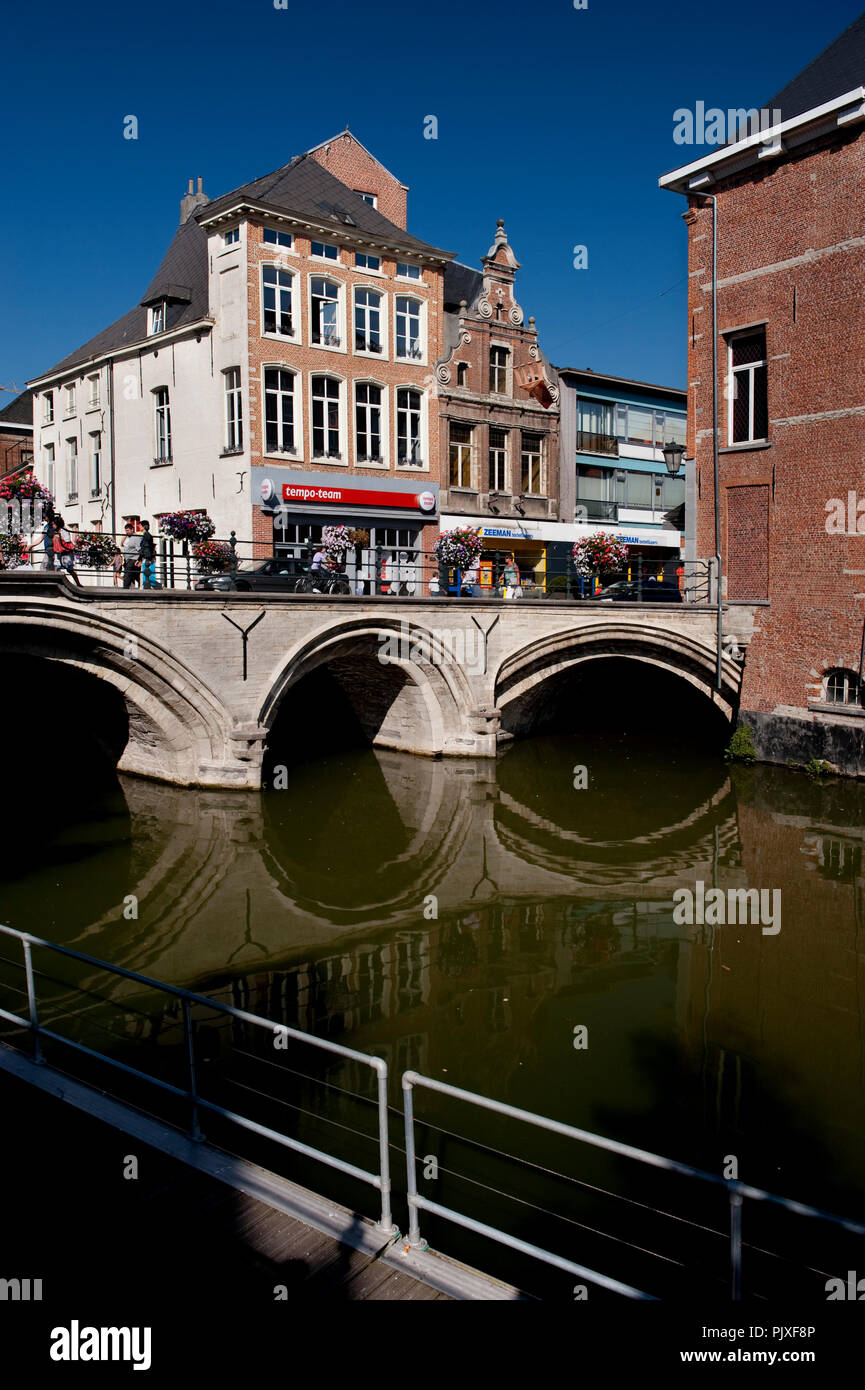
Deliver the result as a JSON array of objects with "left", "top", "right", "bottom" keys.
[{"left": 279, "top": 483, "right": 436, "bottom": 513}]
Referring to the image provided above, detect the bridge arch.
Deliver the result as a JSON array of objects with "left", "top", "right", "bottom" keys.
[
  {"left": 258, "top": 614, "right": 479, "bottom": 765},
  {"left": 494, "top": 620, "right": 741, "bottom": 734},
  {"left": 0, "top": 601, "right": 239, "bottom": 786}
]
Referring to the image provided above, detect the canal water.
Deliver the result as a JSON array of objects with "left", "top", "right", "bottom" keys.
[{"left": 2, "top": 732, "right": 864, "bottom": 1298}]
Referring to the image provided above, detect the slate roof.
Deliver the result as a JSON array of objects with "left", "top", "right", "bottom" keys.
[
  {"left": 32, "top": 148, "right": 453, "bottom": 385},
  {"left": 764, "top": 10, "right": 865, "bottom": 123},
  {"left": 199, "top": 153, "right": 452, "bottom": 260},
  {"left": 0, "top": 390, "right": 34, "bottom": 429},
  {"left": 36, "top": 218, "right": 210, "bottom": 381},
  {"left": 443, "top": 261, "right": 484, "bottom": 312}
]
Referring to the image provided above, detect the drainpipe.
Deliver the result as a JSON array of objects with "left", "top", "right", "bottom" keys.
[
  {"left": 694, "top": 190, "right": 723, "bottom": 692},
  {"left": 108, "top": 358, "right": 117, "bottom": 540}
]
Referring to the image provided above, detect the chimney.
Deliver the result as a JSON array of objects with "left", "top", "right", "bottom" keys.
[{"left": 180, "top": 176, "right": 209, "bottom": 224}]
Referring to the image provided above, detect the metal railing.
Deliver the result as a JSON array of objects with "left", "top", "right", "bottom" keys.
[
  {"left": 4, "top": 531, "right": 714, "bottom": 604},
  {"left": 576, "top": 431, "right": 618, "bottom": 457},
  {"left": 401, "top": 1070, "right": 865, "bottom": 1300},
  {"left": 0, "top": 923, "right": 394, "bottom": 1232}
]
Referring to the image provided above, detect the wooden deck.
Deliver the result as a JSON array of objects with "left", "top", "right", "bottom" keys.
[{"left": 0, "top": 1065, "right": 453, "bottom": 1302}]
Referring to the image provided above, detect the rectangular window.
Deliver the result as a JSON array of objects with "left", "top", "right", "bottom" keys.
[
  {"left": 457, "top": 362, "right": 468, "bottom": 387},
  {"left": 489, "top": 427, "right": 508, "bottom": 491},
  {"left": 264, "top": 368, "right": 295, "bottom": 455},
  {"left": 395, "top": 297, "right": 422, "bottom": 359},
  {"left": 578, "top": 398, "right": 616, "bottom": 454},
  {"left": 729, "top": 330, "right": 768, "bottom": 443},
  {"left": 44, "top": 391, "right": 54, "bottom": 424},
  {"left": 263, "top": 227, "right": 292, "bottom": 248},
  {"left": 355, "top": 289, "right": 382, "bottom": 352},
  {"left": 262, "top": 265, "right": 294, "bottom": 336},
  {"left": 224, "top": 227, "right": 240, "bottom": 246},
  {"left": 310, "top": 240, "right": 339, "bottom": 261},
  {"left": 148, "top": 302, "right": 165, "bottom": 335},
  {"left": 224, "top": 368, "right": 243, "bottom": 451},
  {"left": 489, "top": 346, "right": 508, "bottom": 394},
  {"left": 624, "top": 406, "right": 654, "bottom": 447},
  {"left": 449, "top": 422, "right": 473, "bottom": 488},
  {"left": 625, "top": 471, "right": 651, "bottom": 507},
  {"left": 396, "top": 262, "right": 421, "bottom": 280},
  {"left": 154, "top": 387, "right": 172, "bottom": 462},
  {"left": 44, "top": 443, "right": 55, "bottom": 497},
  {"left": 89, "top": 432, "right": 102, "bottom": 495},
  {"left": 658, "top": 412, "right": 686, "bottom": 448},
  {"left": 520, "top": 433, "right": 543, "bottom": 493},
  {"left": 87, "top": 374, "right": 100, "bottom": 407},
  {"left": 66, "top": 438, "right": 78, "bottom": 499},
  {"left": 311, "top": 277, "right": 341, "bottom": 346},
  {"left": 355, "top": 191, "right": 377, "bottom": 207},
  {"left": 64, "top": 384, "right": 76, "bottom": 416},
  {"left": 355, "top": 383, "right": 382, "bottom": 462},
  {"left": 355, "top": 252, "right": 380, "bottom": 270},
  {"left": 397, "top": 389, "right": 422, "bottom": 466},
  {"left": 311, "top": 376, "right": 341, "bottom": 458}
]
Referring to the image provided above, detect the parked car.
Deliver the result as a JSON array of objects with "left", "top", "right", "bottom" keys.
[
  {"left": 595, "top": 579, "right": 683, "bottom": 603},
  {"left": 195, "top": 557, "right": 309, "bottom": 592}
]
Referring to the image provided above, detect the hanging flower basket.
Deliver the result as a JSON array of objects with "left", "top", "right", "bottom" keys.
[
  {"left": 321, "top": 525, "right": 353, "bottom": 564},
  {"left": 158, "top": 510, "right": 215, "bottom": 543},
  {"left": 571, "top": 531, "right": 629, "bottom": 578},
  {"left": 0, "top": 472, "right": 52, "bottom": 506},
  {"left": 0, "top": 533, "right": 28, "bottom": 568},
  {"left": 74, "top": 532, "right": 117, "bottom": 567},
  {"left": 193, "top": 539, "right": 233, "bottom": 574},
  {"left": 434, "top": 526, "right": 483, "bottom": 569}
]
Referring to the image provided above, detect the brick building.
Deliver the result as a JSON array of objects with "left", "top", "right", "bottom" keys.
[
  {"left": 28, "top": 132, "right": 454, "bottom": 585},
  {"left": 660, "top": 14, "right": 865, "bottom": 773},
  {"left": 0, "top": 390, "right": 34, "bottom": 479},
  {"left": 435, "top": 222, "right": 560, "bottom": 592}
]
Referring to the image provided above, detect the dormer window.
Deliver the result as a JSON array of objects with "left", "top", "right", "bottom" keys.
[
  {"left": 355, "top": 191, "right": 377, "bottom": 207},
  {"left": 149, "top": 302, "right": 166, "bottom": 335}
]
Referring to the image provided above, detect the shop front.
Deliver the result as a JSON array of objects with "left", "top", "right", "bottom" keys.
[
  {"left": 252, "top": 467, "right": 440, "bottom": 593},
  {"left": 439, "top": 516, "right": 554, "bottom": 594}
]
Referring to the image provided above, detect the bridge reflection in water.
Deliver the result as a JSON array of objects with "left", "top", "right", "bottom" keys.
[{"left": 1, "top": 734, "right": 864, "bottom": 1295}]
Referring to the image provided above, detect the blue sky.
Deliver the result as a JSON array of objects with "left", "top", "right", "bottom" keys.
[{"left": 1, "top": 0, "right": 861, "bottom": 398}]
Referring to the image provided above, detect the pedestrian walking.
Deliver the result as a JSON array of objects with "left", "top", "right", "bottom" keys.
[
  {"left": 138, "top": 521, "right": 157, "bottom": 589},
  {"left": 502, "top": 552, "right": 522, "bottom": 599},
  {"left": 42, "top": 513, "right": 56, "bottom": 570},
  {"left": 111, "top": 546, "right": 123, "bottom": 587},
  {"left": 121, "top": 523, "right": 141, "bottom": 589},
  {"left": 52, "top": 516, "right": 81, "bottom": 585}
]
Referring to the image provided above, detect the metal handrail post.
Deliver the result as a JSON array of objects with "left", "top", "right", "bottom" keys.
[
  {"left": 22, "top": 938, "right": 42, "bottom": 1065},
  {"left": 729, "top": 1189, "right": 743, "bottom": 1299},
  {"left": 402, "top": 1073, "right": 425, "bottom": 1248},
  {"left": 374, "top": 1061, "right": 395, "bottom": 1233},
  {"left": 182, "top": 999, "right": 202, "bottom": 1142}
]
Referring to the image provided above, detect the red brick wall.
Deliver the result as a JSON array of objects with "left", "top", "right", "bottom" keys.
[
  {"left": 306, "top": 133, "right": 408, "bottom": 229},
  {"left": 684, "top": 125, "right": 865, "bottom": 713}
]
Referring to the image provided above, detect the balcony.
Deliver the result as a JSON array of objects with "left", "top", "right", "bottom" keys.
[
  {"left": 577, "top": 431, "right": 618, "bottom": 457},
  {"left": 575, "top": 497, "right": 618, "bottom": 521}
]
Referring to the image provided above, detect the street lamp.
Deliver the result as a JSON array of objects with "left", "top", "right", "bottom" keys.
[{"left": 662, "top": 439, "right": 685, "bottom": 475}]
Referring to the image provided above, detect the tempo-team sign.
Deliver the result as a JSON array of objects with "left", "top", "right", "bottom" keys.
[{"left": 260, "top": 478, "right": 436, "bottom": 513}]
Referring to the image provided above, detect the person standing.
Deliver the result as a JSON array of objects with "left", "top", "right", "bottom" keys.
[
  {"left": 502, "top": 552, "right": 522, "bottom": 599},
  {"left": 52, "top": 516, "right": 81, "bottom": 585},
  {"left": 138, "top": 521, "right": 157, "bottom": 589},
  {"left": 42, "top": 513, "right": 56, "bottom": 570},
  {"left": 121, "top": 523, "right": 141, "bottom": 589}
]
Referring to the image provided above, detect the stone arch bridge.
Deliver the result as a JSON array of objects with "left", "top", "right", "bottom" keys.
[{"left": 0, "top": 575, "right": 756, "bottom": 788}]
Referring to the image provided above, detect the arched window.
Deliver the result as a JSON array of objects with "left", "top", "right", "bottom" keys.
[{"left": 824, "top": 668, "right": 863, "bottom": 707}]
